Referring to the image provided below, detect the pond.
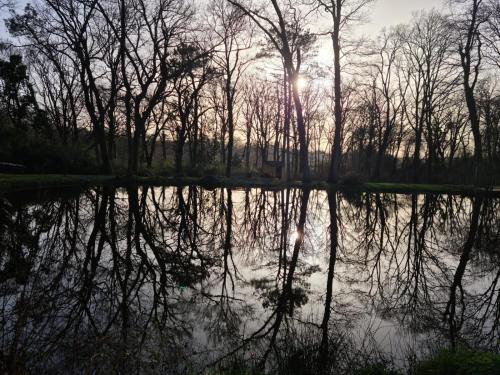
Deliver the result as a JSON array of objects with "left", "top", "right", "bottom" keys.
[{"left": 0, "top": 186, "right": 499, "bottom": 374}]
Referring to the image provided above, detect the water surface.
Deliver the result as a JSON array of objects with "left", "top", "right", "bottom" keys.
[{"left": 1, "top": 186, "right": 499, "bottom": 373}]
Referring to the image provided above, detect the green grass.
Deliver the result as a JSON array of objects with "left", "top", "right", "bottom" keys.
[
  {"left": 201, "top": 351, "right": 500, "bottom": 375},
  {"left": 199, "top": 350, "right": 500, "bottom": 375},
  {"left": 203, "top": 369, "right": 259, "bottom": 375},
  {"left": 0, "top": 174, "right": 499, "bottom": 196},
  {"left": 356, "top": 364, "right": 403, "bottom": 375},
  {"left": 360, "top": 182, "right": 498, "bottom": 194},
  {"left": 415, "top": 350, "right": 500, "bottom": 375},
  {"left": 130, "top": 176, "right": 500, "bottom": 196}
]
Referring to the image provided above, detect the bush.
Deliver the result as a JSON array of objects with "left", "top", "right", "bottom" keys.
[
  {"left": 356, "top": 364, "right": 402, "bottom": 375},
  {"left": 151, "top": 160, "right": 174, "bottom": 176},
  {"left": 203, "top": 163, "right": 224, "bottom": 176},
  {"left": 231, "top": 153, "right": 243, "bottom": 167},
  {"left": 111, "top": 159, "right": 128, "bottom": 176},
  {"left": 184, "top": 163, "right": 204, "bottom": 177},
  {"left": 0, "top": 123, "right": 100, "bottom": 174},
  {"left": 341, "top": 173, "right": 366, "bottom": 186}
]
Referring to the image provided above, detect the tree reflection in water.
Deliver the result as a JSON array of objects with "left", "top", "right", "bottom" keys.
[{"left": 0, "top": 187, "right": 499, "bottom": 373}]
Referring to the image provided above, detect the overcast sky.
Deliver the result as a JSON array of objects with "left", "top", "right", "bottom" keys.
[
  {"left": 359, "top": 0, "right": 445, "bottom": 35},
  {"left": 3, "top": 0, "right": 446, "bottom": 29},
  {"left": 0, "top": 0, "right": 447, "bottom": 46}
]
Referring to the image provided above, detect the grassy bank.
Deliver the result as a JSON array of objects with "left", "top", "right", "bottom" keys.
[
  {"left": 203, "top": 350, "right": 500, "bottom": 375},
  {"left": 0, "top": 174, "right": 116, "bottom": 193},
  {"left": 1, "top": 174, "right": 499, "bottom": 196}
]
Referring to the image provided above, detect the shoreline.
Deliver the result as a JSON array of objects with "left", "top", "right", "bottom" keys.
[{"left": 1, "top": 174, "right": 499, "bottom": 196}]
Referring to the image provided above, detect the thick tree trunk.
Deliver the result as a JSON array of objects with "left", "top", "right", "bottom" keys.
[
  {"left": 464, "top": 83, "right": 483, "bottom": 181},
  {"left": 175, "top": 129, "right": 185, "bottom": 175},
  {"left": 328, "top": 12, "right": 342, "bottom": 184},
  {"left": 319, "top": 191, "right": 338, "bottom": 370},
  {"left": 96, "top": 126, "right": 112, "bottom": 174},
  {"left": 459, "top": 0, "right": 483, "bottom": 184},
  {"left": 161, "top": 132, "right": 167, "bottom": 161},
  {"left": 225, "top": 81, "right": 235, "bottom": 177},
  {"left": 290, "top": 71, "right": 310, "bottom": 182},
  {"left": 245, "top": 127, "right": 251, "bottom": 175}
]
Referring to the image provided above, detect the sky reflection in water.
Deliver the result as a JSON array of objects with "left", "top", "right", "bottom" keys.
[{"left": 0, "top": 186, "right": 499, "bottom": 374}]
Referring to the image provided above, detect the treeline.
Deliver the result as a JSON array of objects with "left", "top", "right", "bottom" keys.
[{"left": 0, "top": 0, "right": 498, "bottom": 183}]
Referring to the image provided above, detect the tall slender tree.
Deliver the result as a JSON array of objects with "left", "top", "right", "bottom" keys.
[{"left": 315, "top": 0, "right": 375, "bottom": 183}]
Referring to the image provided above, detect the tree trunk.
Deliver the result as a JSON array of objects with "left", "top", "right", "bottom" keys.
[
  {"left": 225, "top": 82, "right": 235, "bottom": 177},
  {"left": 328, "top": 10, "right": 342, "bottom": 184},
  {"left": 319, "top": 191, "right": 338, "bottom": 370},
  {"left": 290, "top": 70, "right": 310, "bottom": 182}
]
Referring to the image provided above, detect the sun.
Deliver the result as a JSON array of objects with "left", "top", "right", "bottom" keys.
[
  {"left": 290, "top": 230, "right": 302, "bottom": 244},
  {"left": 296, "top": 76, "right": 307, "bottom": 91}
]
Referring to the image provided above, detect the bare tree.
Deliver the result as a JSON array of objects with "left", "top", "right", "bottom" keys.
[
  {"left": 449, "top": 0, "right": 490, "bottom": 182},
  {"left": 107, "top": 0, "right": 197, "bottom": 175},
  {"left": 484, "top": 0, "right": 500, "bottom": 68},
  {"left": 227, "top": 0, "right": 314, "bottom": 182},
  {"left": 315, "top": 0, "right": 375, "bottom": 183},
  {"left": 9, "top": 0, "right": 122, "bottom": 173},
  {"left": 171, "top": 44, "right": 214, "bottom": 175},
  {"left": 210, "top": 0, "right": 253, "bottom": 177}
]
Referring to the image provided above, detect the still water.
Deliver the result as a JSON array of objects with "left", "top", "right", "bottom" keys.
[{"left": 0, "top": 186, "right": 499, "bottom": 374}]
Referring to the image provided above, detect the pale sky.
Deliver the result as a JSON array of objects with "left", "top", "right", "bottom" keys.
[
  {"left": 359, "top": 0, "right": 445, "bottom": 35},
  {"left": 0, "top": 0, "right": 449, "bottom": 124},
  {"left": 0, "top": 0, "right": 448, "bottom": 87},
  {"left": 2, "top": 0, "right": 446, "bottom": 36}
]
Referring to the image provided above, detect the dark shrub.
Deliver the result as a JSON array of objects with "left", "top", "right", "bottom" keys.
[{"left": 341, "top": 173, "right": 365, "bottom": 186}]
